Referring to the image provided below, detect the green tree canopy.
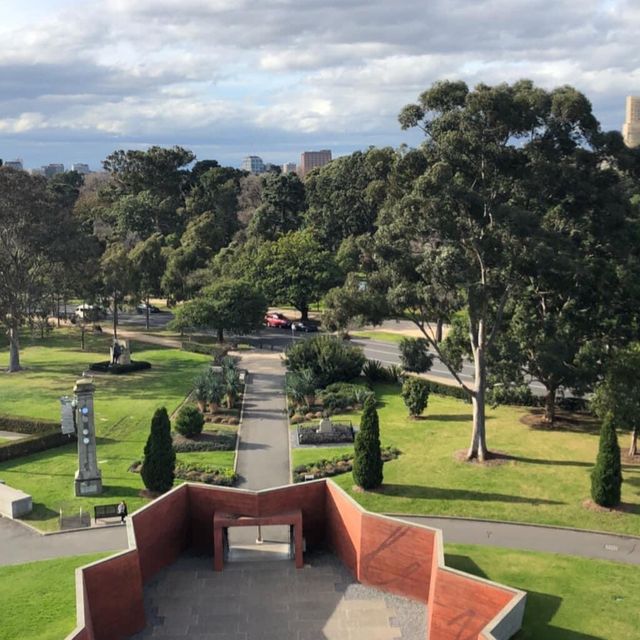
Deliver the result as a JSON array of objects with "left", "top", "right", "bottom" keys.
[{"left": 170, "top": 280, "right": 267, "bottom": 342}]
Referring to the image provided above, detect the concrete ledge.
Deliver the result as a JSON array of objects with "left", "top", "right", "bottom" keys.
[{"left": 0, "top": 482, "right": 32, "bottom": 519}]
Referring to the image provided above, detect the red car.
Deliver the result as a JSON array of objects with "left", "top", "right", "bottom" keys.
[{"left": 265, "top": 312, "right": 291, "bottom": 328}]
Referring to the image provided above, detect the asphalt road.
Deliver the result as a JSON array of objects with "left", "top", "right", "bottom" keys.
[{"left": 82, "top": 308, "right": 550, "bottom": 395}]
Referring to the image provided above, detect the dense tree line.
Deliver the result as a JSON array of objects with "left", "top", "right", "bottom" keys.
[{"left": 2, "top": 80, "right": 640, "bottom": 471}]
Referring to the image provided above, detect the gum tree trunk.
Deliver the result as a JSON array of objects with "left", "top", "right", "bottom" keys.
[
  {"left": 544, "top": 387, "right": 557, "bottom": 424},
  {"left": 630, "top": 428, "right": 638, "bottom": 458},
  {"left": 467, "top": 344, "right": 488, "bottom": 461},
  {"left": 7, "top": 323, "right": 21, "bottom": 372}
]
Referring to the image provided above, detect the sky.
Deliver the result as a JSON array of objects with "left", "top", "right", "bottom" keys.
[{"left": 0, "top": 0, "right": 638, "bottom": 170}]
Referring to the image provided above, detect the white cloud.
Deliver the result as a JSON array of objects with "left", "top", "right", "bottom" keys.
[{"left": 0, "top": 0, "right": 639, "bottom": 168}]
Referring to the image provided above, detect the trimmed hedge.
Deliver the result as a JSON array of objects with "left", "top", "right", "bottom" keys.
[
  {"left": 172, "top": 433, "right": 236, "bottom": 452},
  {"left": 181, "top": 341, "right": 230, "bottom": 364},
  {"left": 88, "top": 360, "right": 152, "bottom": 374},
  {"left": 0, "top": 431, "right": 75, "bottom": 462},
  {"left": 0, "top": 415, "right": 60, "bottom": 434}
]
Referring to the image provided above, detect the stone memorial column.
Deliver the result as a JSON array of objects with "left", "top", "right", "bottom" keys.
[{"left": 73, "top": 377, "right": 103, "bottom": 496}]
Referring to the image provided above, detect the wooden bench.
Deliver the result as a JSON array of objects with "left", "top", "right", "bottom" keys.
[{"left": 94, "top": 503, "right": 121, "bottom": 521}]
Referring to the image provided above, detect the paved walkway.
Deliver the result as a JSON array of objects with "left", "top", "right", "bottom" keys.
[
  {"left": 0, "top": 516, "right": 128, "bottom": 566},
  {"left": 234, "top": 351, "right": 290, "bottom": 490},
  {"left": 130, "top": 551, "right": 424, "bottom": 640},
  {"left": 397, "top": 515, "right": 640, "bottom": 566}
]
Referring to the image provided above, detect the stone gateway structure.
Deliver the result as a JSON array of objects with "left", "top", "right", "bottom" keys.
[{"left": 64, "top": 480, "right": 525, "bottom": 640}]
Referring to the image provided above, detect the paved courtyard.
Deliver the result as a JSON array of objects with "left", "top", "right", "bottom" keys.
[{"left": 129, "top": 551, "right": 426, "bottom": 640}]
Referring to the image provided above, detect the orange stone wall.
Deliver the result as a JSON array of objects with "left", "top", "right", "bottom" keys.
[{"left": 65, "top": 480, "right": 524, "bottom": 640}]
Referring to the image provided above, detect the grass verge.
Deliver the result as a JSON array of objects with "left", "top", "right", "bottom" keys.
[
  {"left": 445, "top": 544, "right": 640, "bottom": 639},
  {"left": 0, "top": 553, "right": 108, "bottom": 640}
]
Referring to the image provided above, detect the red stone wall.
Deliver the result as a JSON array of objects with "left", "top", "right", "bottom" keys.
[
  {"left": 132, "top": 484, "right": 189, "bottom": 582},
  {"left": 359, "top": 513, "right": 433, "bottom": 603},
  {"left": 80, "top": 550, "right": 145, "bottom": 640},
  {"left": 428, "top": 568, "right": 515, "bottom": 640},
  {"left": 325, "top": 481, "right": 363, "bottom": 575}
]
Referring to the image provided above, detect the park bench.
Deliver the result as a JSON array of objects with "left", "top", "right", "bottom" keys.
[{"left": 94, "top": 503, "right": 121, "bottom": 521}]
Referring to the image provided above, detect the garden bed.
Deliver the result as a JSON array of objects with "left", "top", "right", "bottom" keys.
[
  {"left": 173, "top": 429, "right": 236, "bottom": 452},
  {"left": 293, "top": 446, "right": 400, "bottom": 483},
  {"left": 88, "top": 360, "right": 151, "bottom": 374}
]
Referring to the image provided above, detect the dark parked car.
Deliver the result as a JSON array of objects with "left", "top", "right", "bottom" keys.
[
  {"left": 137, "top": 303, "right": 161, "bottom": 314},
  {"left": 291, "top": 320, "right": 318, "bottom": 332},
  {"left": 265, "top": 312, "right": 291, "bottom": 328}
]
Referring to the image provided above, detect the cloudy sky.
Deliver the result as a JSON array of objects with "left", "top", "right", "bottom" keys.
[{"left": 0, "top": 0, "right": 638, "bottom": 170}]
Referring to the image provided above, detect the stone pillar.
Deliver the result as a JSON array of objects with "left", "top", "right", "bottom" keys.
[{"left": 73, "top": 378, "right": 103, "bottom": 496}]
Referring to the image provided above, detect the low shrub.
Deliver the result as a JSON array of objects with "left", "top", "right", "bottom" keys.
[
  {"left": 88, "top": 361, "right": 151, "bottom": 374},
  {"left": 362, "top": 359, "right": 396, "bottom": 383},
  {"left": 174, "top": 406, "right": 205, "bottom": 438},
  {"left": 320, "top": 383, "right": 374, "bottom": 412},
  {"left": 487, "top": 384, "right": 535, "bottom": 407},
  {"left": 402, "top": 377, "right": 430, "bottom": 417},
  {"left": 174, "top": 462, "right": 237, "bottom": 486},
  {"left": 293, "top": 446, "right": 400, "bottom": 483},
  {"left": 181, "top": 341, "right": 229, "bottom": 364},
  {"left": 172, "top": 431, "right": 236, "bottom": 452},
  {"left": 285, "top": 335, "right": 365, "bottom": 387},
  {"left": 426, "top": 379, "right": 470, "bottom": 402}
]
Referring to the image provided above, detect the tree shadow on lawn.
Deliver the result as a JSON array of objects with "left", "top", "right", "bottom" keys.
[
  {"left": 424, "top": 413, "right": 477, "bottom": 422},
  {"left": 378, "top": 484, "right": 563, "bottom": 505},
  {"left": 507, "top": 455, "right": 592, "bottom": 469},
  {"left": 445, "top": 554, "right": 604, "bottom": 640}
]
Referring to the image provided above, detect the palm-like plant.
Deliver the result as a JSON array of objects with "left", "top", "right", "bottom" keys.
[
  {"left": 206, "top": 370, "right": 225, "bottom": 411},
  {"left": 286, "top": 369, "right": 318, "bottom": 408},
  {"left": 193, "top": 371, "right": 210, "bottom": 412}
]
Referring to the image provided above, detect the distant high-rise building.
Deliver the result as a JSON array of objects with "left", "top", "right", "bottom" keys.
[
  {"left": 29, "top": 168, "right": 45, "bottom": 177},
  {"left": 623, "top": 96, "right": 640, "bottom": 148},
  {"left": 43, "top": 163, "right": 64, "bottom": 178},
  {"left": 299, "top": 150, "right": 332, "bottom": 176},
  {"left": 71, "top": 163, "right": 91, "bottom": 174},
  {"left": 3, "top": 159, "right": 23, "bottom": 170},
  {"left": 241, "top": 155, "right": 265, "bottom": 174},
  {"left": 282, "top": 162, "right": 297, "bottom": 174}
]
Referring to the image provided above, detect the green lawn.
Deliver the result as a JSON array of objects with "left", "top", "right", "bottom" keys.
[
  {"left": 445, "top": 544, "right": 640, "bottom": 639},
  {"left": 0, "top": 553, "right": 108, "bottom": 640},
  {"left": 295, "top": 384, "right": 640, "bottom": 535},
  {"left": 0, "top": 330, "right": 233, "bottom": 530},
  {"left": 351, "top": 330, "right": 407, "bottom": 344}
]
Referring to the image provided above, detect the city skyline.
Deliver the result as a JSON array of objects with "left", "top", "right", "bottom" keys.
[{"left": 1, "top": 1, "right": 639, "bottom": 169}]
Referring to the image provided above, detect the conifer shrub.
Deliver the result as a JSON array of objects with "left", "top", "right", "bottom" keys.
[
  {"left": 401, "top": 377, "right": 430, "bottom": 417},
  {"left": 591, "top": 417, "right": 622, "bottom": 507},
  {"left": 352, "top": 396, "right": 383, "bottom": 490},
  {"left": 141, "top": 407, "right": 176, "bottom": 493},
  {"left": 175, "top": 405, "right": 205, "bottom": 438}
]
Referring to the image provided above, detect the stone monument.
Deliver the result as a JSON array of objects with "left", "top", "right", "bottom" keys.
[
  {"left": 109, "top": 339, "right": 131, "bottom": 366},
  {"left": 318, "top": 416, "right": 333, "bottom": 434},
  {"left": 73, "top": 377, "right": 103, "bottom": 496}
]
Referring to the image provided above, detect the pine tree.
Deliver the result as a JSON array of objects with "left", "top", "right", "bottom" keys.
[
  {"left": 141, "top": 407, "right": 176, "bottom": 493},
  {"left": 591, "top": 416, "right": 622, "bottom": 508},
  {"left": 352, "top": 396, "right": 383, "bottom": 490}
]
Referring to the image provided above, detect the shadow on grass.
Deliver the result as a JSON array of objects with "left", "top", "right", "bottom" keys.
[
  {"left": 445, "top": 554, "right": 604, "bottom": 640},
  {"left": 23, "top": 503, "right": 61, "bottom": 522},
  {"left": 425, "top": 414, "right": 474, "bottom": 422},
  {"left": 508, "top": 455, "right": 592, "bottom": 468},
  {"left": 378, "top": 484, "right": 563, "bottom": 505}
]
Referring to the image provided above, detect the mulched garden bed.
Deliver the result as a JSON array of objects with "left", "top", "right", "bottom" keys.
[
  {"left": 297, "top": 423, "right": 355, "bottom": 445},
  {"left": 172, "top": 429, "right": 236, "bottom": 452}
]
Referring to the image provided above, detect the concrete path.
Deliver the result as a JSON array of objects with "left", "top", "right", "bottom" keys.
[
  {"left": 0, "top": 516, "right": 128, "bottom": 566},
  {"left": 234, "top": 351, "right": 290, "bottom": 490},
  {"left": 396, "top": 515, "right": 640, "bottom": 566}
]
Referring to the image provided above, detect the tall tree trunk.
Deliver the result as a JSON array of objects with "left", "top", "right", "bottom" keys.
[
  {"left": 7, "top": 323, "right": 21, "bottom": 372},
  {"left": 300, "top": 305, "right": 309, "bottom": 321},
  {"left": 113, "top": 296, "right": 118, "bottom": 340},
  {"left": 145, "top": 295, "right": 150, "bottom": 331},
  {"left": 435, "top": 317, "right": 443, "bottom": 343},
  {"left": 56, "top": 294, "right": 61, "bottom": 328},
  {"left": 630, "top": 427, "right": 638, "bottom": 458},
  {"left": 467, "top": 345, "right": 488, "bottom": 461},
  {"left": 217, "top": 327, "right": 224, "bottom": 343},
  {"left": 543, "top": 387, "right": 557, "bottom": 424}
]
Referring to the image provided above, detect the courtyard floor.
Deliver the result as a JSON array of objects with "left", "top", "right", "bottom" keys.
[{"left": 129, "top": 550, "right": 426, "bottom": 640}]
